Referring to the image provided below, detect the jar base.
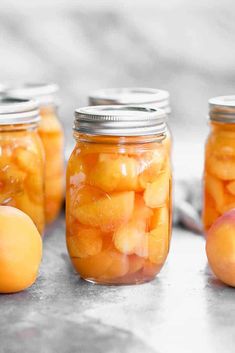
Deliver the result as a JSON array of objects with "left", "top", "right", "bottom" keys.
[
  {"left": 77, "top": 262, "right": 163, "bottom": 285},
  {"left": 83, "top": 277, "right": 155, "bottom": 286}
]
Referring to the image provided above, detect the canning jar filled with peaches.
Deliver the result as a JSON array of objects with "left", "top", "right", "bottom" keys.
[
  {"left": 203, "top": 96, "right": 235, "bottom": 232},
  {"left": 89, "top": 88, "right": 172, "bottom": 154},
  {"left": 0, "top": 98, "right": 45, "bottom": 234},
  {"left": 66, "top": 106, "right": 172, "bottom": 284},
  {"left": 7, "top": 83, "right": 64, "bottom": 224}
]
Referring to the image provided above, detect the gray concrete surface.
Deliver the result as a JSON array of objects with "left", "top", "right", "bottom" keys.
[{"left": 0, "top": 216, "right": 235, "bottom": 353}]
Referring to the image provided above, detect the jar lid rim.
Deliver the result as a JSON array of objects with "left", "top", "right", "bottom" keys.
[
  {"left": 209, "top": 95, "right": 235, "bottom": 122},
  {"left": 209, "top": 95, "right": 235, "bottom": 107},
  {"left": 74, "top": 105, "right": 167, "bottom": 136},
  {"left": 6, "top": 82, "right": 59, "bottom": 106},
  {"left": 0, "top": 97, "right": 40, "bottom": 125},
  {"left": 89, "top": 87, "right": 169, "bottom": 105}
]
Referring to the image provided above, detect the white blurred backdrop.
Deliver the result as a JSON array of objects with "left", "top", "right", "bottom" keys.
[{"left": 0, "top": 0, "right": 235, "bottom": 177}]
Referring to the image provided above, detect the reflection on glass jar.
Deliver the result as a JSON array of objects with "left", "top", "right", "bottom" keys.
[
  {"left": 66, "top": 106, "right": 172, "bottom": 285},
  {"left": 0, "top": 98, "right": 45, "bottom": 234},
  {"left": 7, "top": 83, "right": 64, "bottom": 224},
  {"left": 88, "top": 87, "right": 172, "bottom": 154},
  {"left": 203, "top": 96, "right": 235, "bottom": 232}
]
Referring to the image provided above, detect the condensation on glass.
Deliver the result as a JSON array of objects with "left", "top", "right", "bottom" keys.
[
  {"left": 7, "top": 83, "right": 64, "bottom": 224},
  {"left": 0, "top": 97, "right": 45, "bottom": 234},
  {"left": 203, "top": 96, "right": 235, "bottom": 232},
  {"left": 66, "top": 105, "right": 172, "bottom": 285}
]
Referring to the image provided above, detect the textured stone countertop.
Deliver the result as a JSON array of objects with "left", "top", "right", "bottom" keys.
[{"left": 0, "top": 216, "right": 234, "bottom": 353}]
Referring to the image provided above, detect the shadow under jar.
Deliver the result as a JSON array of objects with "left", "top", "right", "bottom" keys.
[
  {"left": 66, "top": 105, "right": 172, "bottom": 285},
  {"left": 203, "top": 96, "right": 235, "bottom": 232},
  {"left": 89, "top": 87, "right": 172, "bottom": 155},
  {"left": 7, "top": 83, "right": 64, "bottom": 224},
  {"left": 0, "top": 98, "right": 45, "bottom": 234}
]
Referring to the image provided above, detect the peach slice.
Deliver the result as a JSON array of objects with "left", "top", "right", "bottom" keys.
[
  {"left": 67, "top": 153, "right": 87, "bottom": 186},
  {"left": 138, "top": 149, "right": 166, "bottom": 188},
  {"left": 71, "top": 247, "right": 129, "bottom": 281},
  {"left": 226, "top": 181, "right": 235, "bottom": 196},
  {"left": 14, "top": 192, "right": 44, "bottom": 234},
  {"left": 142, "top": 260, "right": 162, "bottom": 280},
  {"left": 202, "top": 193, "right": 220, "bottom": 231},
  {"left": 89, "top": 154, "right": 139, "bottom": 192},
  {"left": 0, "top": 155, "right": 12, "bottom": 170},
  {"left": 113, "top": 195, "right": 151, "bottom": 256},
  {"left": 150, "top": 205, "right": 169, "bottom": 231},
  {"left": 14, "top": 148, "right": 39, "bottom": 174},
  {"left": 68, "top": 185, "right": 105, "bottom": 210},
  {"left": 205, "top": 173, "right": 225, "bottom": 213},
  {"left": 66, "top": 227, "right": 103, "bottom": 258},
  {"left": 206, "top": 153, "right": 235, "bottom": 180},
  {"left": 113, "top": 222, "right": 147, "bottom": 256},
  {"left": 3, "top": 163, "right": 26, "bottom": 185},
  {"left": 71, "top": 250, "right": 112, "bottom": 279},
  {"left": 219, "top": 193, "right": 235, "bottom": 214},
  {"left": 99, "top": 249, "right": 129, "bottom": 280},
  {"left": 128, "top": 255, "right": 145, "bottom": 275},
  {"left": 148, "top": 225, "right": 169, "bottom": 264},
  {"left": 144, "top": 172, "right": 169, "bottom": 208},
  {"left": 25, "top": 173, "right": 44, "bottom": 204},
  {"left": 73, "top": 191, "right": 135, "bottom": 232},
  {"left": 131, "top": 194, "right": 153, "bottom": 230},
  {"left": 45, "top": 175, "right": 64, "bottom": 200},
  {"left": 206, "top": 209, "right": 235, "bottom": 287}
]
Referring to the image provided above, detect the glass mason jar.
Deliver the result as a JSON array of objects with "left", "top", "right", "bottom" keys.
[
  {"left": 203, "top": 96, "right": 235, "bottom": 232},
  {"left": 0, "top": 98, "right": 45, "bottom": 234},
  {"left": 7, "top": 83, "right": 64, "bottom": 224},
  {"left": 66, "top": 106, "right": 172, "bottom": 285},
  {"left": 88, "top": 88, "right": 172, "bottom": 154}
]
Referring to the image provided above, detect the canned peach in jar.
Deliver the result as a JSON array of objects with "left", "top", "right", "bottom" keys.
[
  {"left": 0, "top": 97, "right": 45, "bottom": 234},
  {"left": 7, "top": 83, "right": 64, "bottom": 224},
  {"left": 66, "top": 105, "right": 172, "bottom": 285},
  {"left": 203, "top": 96, "right": 235, "bottom": 232},
  {"left": 88, "top": 87, "right": 171, "bottom": 154}
]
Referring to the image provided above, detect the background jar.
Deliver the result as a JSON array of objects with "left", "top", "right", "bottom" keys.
[
  {"left": 7, "top": 83, "right": 64, "bottom": 224},
  {"left": 203, "top": 96, "right": 235, "bottom": 232},
  {"left": 0, "top": 98, "right": 45, "bottom": 234},
  {"left": 66, "top": 106, "right": 172, "bottom": 285},
  {"left": 0, "top": 84, "right": 6, "bottom": 97},
  {"left": 88, "top": 87, "right": 171, "bottom": 154}
]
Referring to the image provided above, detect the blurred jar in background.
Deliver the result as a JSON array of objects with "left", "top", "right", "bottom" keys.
[
  {"left": 0, "top": 98, "right": 45, "bottom": 234},
  {"left": 203, "top": 96, "right": 235, "bottom": 232},
  {"left": 66, "top": 106, "right": 171, "bottom": 285},
  {"left": 0, "top": 84, "right": 6, "bottom": 99},
  {"left": 89, "top": 88, "right": 172, "bottom": 154},
  {"left": 7, "top": 83, "right": 64, "bottom": 224}
]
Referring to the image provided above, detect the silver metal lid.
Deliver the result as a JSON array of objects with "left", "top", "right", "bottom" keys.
[
  {"left": 89, "top": 87, "right": 171, "bottom": 114},
  {"left": 209, "top": 95, "right": 235, "bottom": 123},
  {"left": 0, "top": 97, "right": 40, "bottom": 125},
  {"left": 74, "top": 105, "right": 167, "bottom": 136},
  {"left": 6, "top": 83, "right": 59, "bottom": 106}
]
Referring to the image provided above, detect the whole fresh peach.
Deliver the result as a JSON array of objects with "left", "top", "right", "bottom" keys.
[
  {"left": 0, "top": 206, "right": 42, "bottom": 293},
  {"left": 206, "top": 209, "right": 235, "bottom": 287}
]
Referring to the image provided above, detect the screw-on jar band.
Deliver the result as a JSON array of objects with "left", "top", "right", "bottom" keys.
[
  {"left": 0, "top": 98, "right": 40, "bottom": 125},
  {"left": 209, "top": 95, "right": 235, "bottom": 123},
  {"left": 6, "top": 83, "right": 59, "bottom": 107},
  {"left": 74, "top": 105, "right": 167, "bottom": 136}
]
